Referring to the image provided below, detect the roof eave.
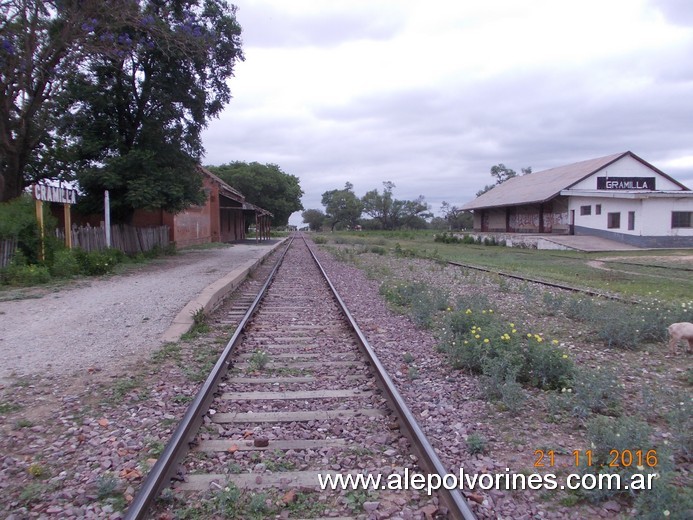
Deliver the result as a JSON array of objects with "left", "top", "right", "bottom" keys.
[{"left": 462, "top": 192, "right": 564, "bottom": 211}]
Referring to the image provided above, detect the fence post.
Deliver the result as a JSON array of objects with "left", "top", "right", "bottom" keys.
[{"left": 105, "top": 190, "right": 111, "bottom": 248}]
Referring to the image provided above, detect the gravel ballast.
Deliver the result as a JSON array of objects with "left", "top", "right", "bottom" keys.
[{"left": 0, "top": 237, "right": 689, "bottom": 519}]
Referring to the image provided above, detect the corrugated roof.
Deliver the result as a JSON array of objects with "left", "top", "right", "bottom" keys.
[
  {"left": 242, "top": 201, "right": 273, "bottom": 217},
  {"left": 197, "top": 165, "right": 246, "bottom": 202},
  {"left": 461, "top": 152, "right": 629, "bottom": 210},
  {"left": 196, "top": 165, "right": 273, "bottom": 217}
]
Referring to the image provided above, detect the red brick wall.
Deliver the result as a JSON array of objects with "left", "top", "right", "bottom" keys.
[{"left": 172, "top": 204, "right": 212, "bottom": 247}]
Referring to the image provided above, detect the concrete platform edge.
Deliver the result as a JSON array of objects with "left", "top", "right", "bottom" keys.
[{"left": 160, "top": 239, "right": 286, "bottom": 343}]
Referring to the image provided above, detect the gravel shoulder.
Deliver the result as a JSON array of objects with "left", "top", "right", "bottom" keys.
[{"left": 0, "top": 243, "right": 276, "bottom": 384}]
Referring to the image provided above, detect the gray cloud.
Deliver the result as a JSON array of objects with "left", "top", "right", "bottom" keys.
[
  {"left": 203, "top": 3, "right": 693, "bottom": 222},
  {"left": 649, "top": 0, "right": 693, "bottom": 26},
  {"left": 236, "top": 2, "right": 405, "bottom": 48}
]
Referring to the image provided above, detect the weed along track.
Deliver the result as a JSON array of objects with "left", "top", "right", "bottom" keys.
[{"left": 127, "top": 235, "right": 477, "bottom": 520}]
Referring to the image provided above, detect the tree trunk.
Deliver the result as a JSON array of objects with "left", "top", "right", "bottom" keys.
[{"left": 0, "top": 155, "right": 25, "bottom": 202}]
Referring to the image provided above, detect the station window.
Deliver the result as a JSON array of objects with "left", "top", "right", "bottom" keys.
[
  {"left": 580, "top": 205, "right": 591, "bottom": 216},
  {"left": 628, "top": 211, "right": 635, "bottom": 230},
  {"left": 595, "top": 204, "right": 602, "bottom": 215},
  {"left": 607, "top": 212, "right": 620, "bottom": 229},
  {"left": 672, "top": 211, "right": 692, "bottom": 228}
]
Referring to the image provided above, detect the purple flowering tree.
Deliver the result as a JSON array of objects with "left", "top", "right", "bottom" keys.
[
  {"left": 0, "top": 0, "right": 243, "bottom": 215},
  {"left": 0, "top": 0, "right": 107, "bottom": 201},
  {"left": 60, "top": 1, "right": 244, "bottom": 221}
]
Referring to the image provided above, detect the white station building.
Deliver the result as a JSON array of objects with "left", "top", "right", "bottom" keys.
[{"left": 461, "top": 151, "right": 693, "bottom": 248}]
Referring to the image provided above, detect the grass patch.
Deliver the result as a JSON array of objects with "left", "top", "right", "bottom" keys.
[
  {"left": 183, "top": 344, "right": 221, "bottom": 382},
  {"left": 0, "top": 400, "right": 21, "bottom": 414},
  {"left": 466, "top": 433, "right": 489, "bottom": 455},
  {"left": 321, "top": 230, "right": 693, "bottom": 301},
  {"left": 110, "top": 376, "right": 141, "bottom": 401},
  {"left": 172, "top": 485, "right": 329, "bottom": 519},
  {"left": 152, "top": 342, "right": 182, "bottom": 364},
  {"left": 248, "top": 350, "right": 269, "bottom": 372},
  {"left": 181, "top": 307, "right": 210, "bottom": 339}
]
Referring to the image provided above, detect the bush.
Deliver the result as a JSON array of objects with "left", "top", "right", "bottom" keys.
[
  {"left": 635, "top": 299, "right": 693, "bottom": 343},
  {"left": 592, "top": 305, "right": 640, "bottom": 349},
  {"left": 433, "top": 232, "right": 462, "bottom": 244},
  {"left": 466, "top": 433, "right": 488, "bottom": 455},
  {"left": 542, "top": 292, "right": 565, "bottom": 316},
  {"left": 566, "top": 367, "right": 622, "bottom": 419},
  {"left": 379, "top": 281, "right": 427, "bottom": 308},
  {"left": 438, "top": 316, "right": 573, "bottom": 392},
  {"left": 3, "top": 262, "right": 51, "bottom": 286},
  {"left": 480, "top": 351, "right": 526, "bottom": 411},
  {"left": 449, "top": 296, "right": 495, "bottom": 331},
  {"left": 380, "top": 281, "right": 448, "bottom": 329},
  {"left": 393, "top": 242, "right": 416, "bottom": 257},
  {"left": 521, "top": 339, "right": 574, "bottom": 390},
  {"left": 0, "top": 194, "right": 60, "bottom": 264},
  {"left": 558, "top": 297, "right": 693, "bottom": 351},
  {"left": 633, "top": 472, "right": 693, "bottom": 519},
  {"left": 73, "top": 248, "right": 118, "bottom": 275},
  {"left": 49, "top": 249, "right": 80, "bottom": 278},
  {"left": 437, "top": 310, "right": 499, "bottom": 371},
  {"left": 563, "top": 296, "right": 597, "bottom": 322},
  {"left": 666, "top": 392, "right": 692, "bottom": 459},
  {"left": 579, "top": 415, "right": 654, "bottom": 502}
]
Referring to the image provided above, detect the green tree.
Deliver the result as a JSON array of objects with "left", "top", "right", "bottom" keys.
[
  {"left": 208, "top": 162, "right": 303, "bottom": 227},
  {"left": 361, "top": 181, "right": 396, "bottom": 230},
  {"left": 361, "top": 182, "right": 431, "bottom": 230},
  {"left": 321, "top": 182, "right": 362, "bottom": 231},
  {"left": 476, "top": 163, "right": 531, "bottom": 197},
  {"left": 301, "top": 208, "right": 325, "bottom": 231},
  {"left": 60, "top": 0, "right": 244, "bottom": 222},
  {"left": 392, "top": 196, "right": 432, "bottom": 229},
  {"left": 490, "top": 163, "right": 517, "bottom": 184},
  {"left": 440, "top": 201, "right": 472, "bottom": 230}
]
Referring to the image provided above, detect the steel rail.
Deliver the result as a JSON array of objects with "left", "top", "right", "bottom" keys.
[
  {"left": 446, "top": 259, "right": 629, "bottom": 302},
  {"left": 596, "top": 258, "right": 693, "bottom": 272},
  {"left": 303, "top": 235, "right": 478, "bottom": 520},
  {"left": 124, "top": 236, "right": 294, "bottom": 520}
]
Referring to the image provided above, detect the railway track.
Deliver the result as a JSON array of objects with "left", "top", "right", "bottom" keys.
[
  {"left": 446, "top": 252, "right": 692, "bottom": 302},
  {"left": 445, "top": 259, "right": 629, "bottom": 302},
  {"left": 126, "top": 235, "right": 477, "bottom": 519}
]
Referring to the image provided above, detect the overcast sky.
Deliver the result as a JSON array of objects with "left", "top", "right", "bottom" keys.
[{"left": 201, "top": 0, "right": 693, "bottom": 226}]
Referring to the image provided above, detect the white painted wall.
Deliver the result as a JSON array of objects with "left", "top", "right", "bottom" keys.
[
  {"left": 569, "top": 196, "right": 693, "bottom": 237},
  {"left": 570, "top": 197, "right": 638, "bottom": 235},
  {"left": 570, "top": 155, "right": 683, "bottom": 191},
  {"left": 641, "top": 197, "right": 693, "bottom": 237}
]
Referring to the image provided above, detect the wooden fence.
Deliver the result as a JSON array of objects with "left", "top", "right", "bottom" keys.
[
  {"left": 0, "top": 236, "right": 17, "bottom": 268},
  {"left": 1, "top": 225, "right": 169, "bottom": 269},
  {"left": 55, "top": 224, "right": 170, "bottom": 255}
]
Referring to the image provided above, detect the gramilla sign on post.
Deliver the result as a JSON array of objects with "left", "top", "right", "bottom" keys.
[
  {"left": 32, "top": 183, "right": 78, "bottom": 204},
  {"left": 32, "top": 183, "right": 79, "bottom": 255}
]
